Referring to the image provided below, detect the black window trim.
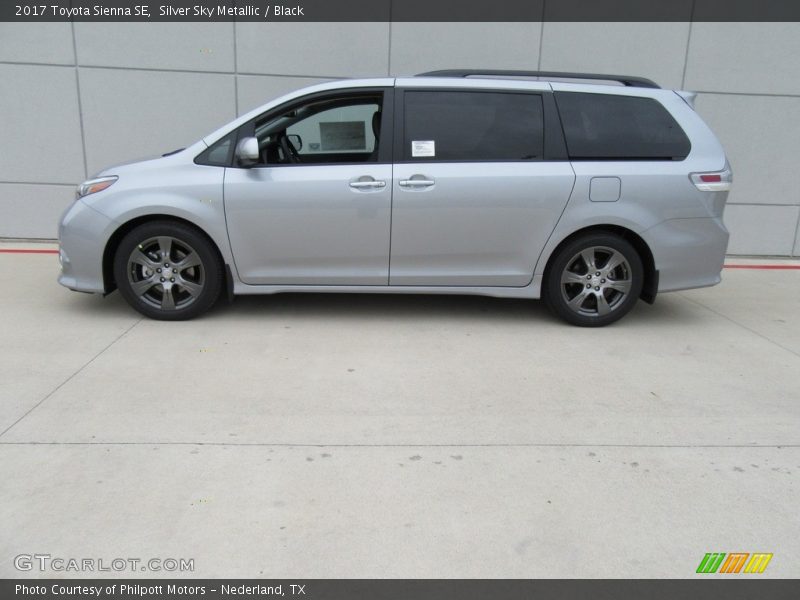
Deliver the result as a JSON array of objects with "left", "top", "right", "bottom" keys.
[
  {"left": 195, "top": 86, "right": 395, "bottom": 168},
  {"left": 393, "top": 87, "right": 568, "bottom": 164}
]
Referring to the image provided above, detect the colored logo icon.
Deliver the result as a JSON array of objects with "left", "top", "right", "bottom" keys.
[{"left": 696, "top": 552, "right": 773, "bottom": 574}]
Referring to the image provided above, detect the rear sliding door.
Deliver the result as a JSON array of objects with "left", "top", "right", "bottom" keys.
[{"left": 389, "top": 87, "right": 575, "bottom": 287}]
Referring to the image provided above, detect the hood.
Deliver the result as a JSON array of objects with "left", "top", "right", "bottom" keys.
[{"left": 90, "top": 141, "right": 207, "bottom": 179}]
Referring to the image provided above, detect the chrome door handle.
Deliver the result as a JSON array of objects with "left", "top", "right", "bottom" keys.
[
  {"left": 399, "top": 179, "right": 435, "bottom": 188},
  {"left": 349, "top": 180, "right": 386, "bottom": 189}
]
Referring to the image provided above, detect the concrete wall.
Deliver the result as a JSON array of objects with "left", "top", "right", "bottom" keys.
[{"left": 0, "top": 21, "right": 798, "bottom": 255}]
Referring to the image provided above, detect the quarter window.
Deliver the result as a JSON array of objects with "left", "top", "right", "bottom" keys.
[
  {"left": 554, "top": 92, "right": 691, "bottom": 160},
  {"left": 403, "top": 91, "right": 544, "bottom": 162},
  {"left": 195, "top": 132, "right": 235, "bottom": 166}
]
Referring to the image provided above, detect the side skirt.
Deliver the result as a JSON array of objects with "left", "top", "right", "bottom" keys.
[{"left": 231, "top": 280, "right": 543, "bottom": 300}]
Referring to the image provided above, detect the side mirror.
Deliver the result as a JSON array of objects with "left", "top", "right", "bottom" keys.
[{"left": 235, "top": 137, "right": 259, "bottom": 167}]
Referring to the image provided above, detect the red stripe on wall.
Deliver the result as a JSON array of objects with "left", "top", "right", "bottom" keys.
[
  {"left": 0, "top": 249, "right": 59, "bottom": 254},
  {"left": 724, "top": 264, "right": 800, "bottom": 270}
]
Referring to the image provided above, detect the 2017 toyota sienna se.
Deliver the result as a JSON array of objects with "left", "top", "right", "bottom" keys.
[{"left": 58, "top": 70, "right": 732, "bottom": 326}]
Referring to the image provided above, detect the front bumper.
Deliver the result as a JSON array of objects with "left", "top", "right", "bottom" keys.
[{"left": 58, "top": 199, "right": 117, "bottom": 294}]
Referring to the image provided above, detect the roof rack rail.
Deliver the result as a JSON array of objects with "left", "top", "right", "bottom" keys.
[{"left": 415, "top": 70, "right": 660, "bottom": 89}]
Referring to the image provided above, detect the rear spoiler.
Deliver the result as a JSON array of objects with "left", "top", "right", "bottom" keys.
[{"left": 676, "top": 91, "right": 698, "bottom": 109}]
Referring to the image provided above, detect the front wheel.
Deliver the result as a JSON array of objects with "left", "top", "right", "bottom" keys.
[
  {"left": 543, "top": 233, "right": 644, "bottom": 327},
  {"left": 113, "top": 221, "right": 223, "bottom": 320}
]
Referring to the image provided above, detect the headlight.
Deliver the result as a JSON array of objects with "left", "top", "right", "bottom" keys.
[{"left": 76, "top": 176, "right": 118, "bottom": 198}]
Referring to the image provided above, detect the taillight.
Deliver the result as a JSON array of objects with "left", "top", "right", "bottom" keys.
[{"left": 690, "top": 168, "right": 732, "bottom": 192}]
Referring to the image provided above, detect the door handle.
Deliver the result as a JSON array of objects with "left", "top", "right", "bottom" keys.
[
  {"left": 399, "top": 178, "right": 435, "bottom": 188},
  {"left": 349, "top": 179, "right": 386, "bottom": 189}
]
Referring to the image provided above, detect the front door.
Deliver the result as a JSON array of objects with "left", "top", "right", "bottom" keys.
[{"left": 224, "top": 89, "right": 393, "bottom": 285}]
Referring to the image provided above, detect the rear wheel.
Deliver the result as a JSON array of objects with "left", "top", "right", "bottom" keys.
[
  {"left": 113, "top": 221, "right": 223, "bottom": 320},
  {"left": 544, "top": 233, "right": 643, "bottom": 327}
]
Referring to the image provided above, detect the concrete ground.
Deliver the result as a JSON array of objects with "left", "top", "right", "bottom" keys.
[{"left": 1, "top": 242, "right": 798, "bottom": 578}]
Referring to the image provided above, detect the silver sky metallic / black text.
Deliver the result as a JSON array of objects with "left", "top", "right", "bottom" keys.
[
  {"left": 14, "top": 4, "right": 306, "bottom": 18},
  {"left": 158, "top": 5, "right": 305, "bottom": 18}
]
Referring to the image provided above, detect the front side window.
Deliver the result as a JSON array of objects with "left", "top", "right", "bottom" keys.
[
  {"left": 554, "top": 92, "right": 691, "bottom": 160},
  {"left": 403, "top": 91, "right": 544, "bottom": 162},
  {"left": 253, "top": 93, "right": 383, "bottom": 166}
]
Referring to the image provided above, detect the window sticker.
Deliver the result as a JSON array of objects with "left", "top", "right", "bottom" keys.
[
  {"left": 320, "top": 121, "right": 366, "bottom": 151},
  {"left": 411, "top": 140, "right": 435, "bottom": 158}
]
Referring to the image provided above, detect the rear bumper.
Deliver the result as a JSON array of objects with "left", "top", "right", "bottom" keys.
[
  {"left": 57, "top": 199, "right": 117, "bottom": 294},
  {"left": 643, "top": 216, "right": 729, "bottom": 293}
]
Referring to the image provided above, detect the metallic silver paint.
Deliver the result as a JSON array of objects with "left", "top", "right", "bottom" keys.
[
  {"left": 390, "top": 162, "right": 575, "bottom": 286},
  {"left": 234, "top": 137, "right": 260, "bottom": 164},
  {"left": 58, "top": 76, "right": 731, "bottom": 308},
  {"left": 224, "top": 164, "right": 392, "bottom": 285}
]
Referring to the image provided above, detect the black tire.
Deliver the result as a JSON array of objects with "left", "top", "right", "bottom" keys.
[
  {"left": 113, "top": 221, "right": 223, "bottom": 320},
  {"left": 543, "top": 233, "right": 644, "bottom": 327}
]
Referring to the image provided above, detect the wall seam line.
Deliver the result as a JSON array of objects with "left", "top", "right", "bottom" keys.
[
  {"left": 70, "top": 20, "right": 89, "bottom": 180},
  {"left": 791, "top": 209, "right": 800, "bottom": 257},
  {"left": 680, "top": 1, "right": 695, "bottom": 89},
  {"left": 537, "top": 1, "right": 545, "bottom": 70},
  {"left": 692, "top": 90, "right": 800, "bottom": 99},
  {"left": 232, "top": 18, "right": 239, "bottom": 116},
  {"left": 5, "top": 59, "right": 799, "bottom": 98},
  {"left": 0, "top": 181, "right": 78, "bottom": 187},
  {"left": 387, "top": 0, "right": 393, "bottom": 75},
  {"left": 0, "top": 61, "right": 324, "bottom": 80}
]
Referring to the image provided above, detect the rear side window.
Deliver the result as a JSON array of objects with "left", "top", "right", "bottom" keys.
[
  {"left": 554, "top": 92, "right": 690, "bottom": 160},
  {"left": 403, "top": 91, "right": 544, "bottom": 162}
]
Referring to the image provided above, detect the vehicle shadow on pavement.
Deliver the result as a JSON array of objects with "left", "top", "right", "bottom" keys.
[
  {"left": 213, "top": 291, "right": 701, "bottom": 327},
  {"left": 58, "top": 286, "right": 703, "bottom": 327},
  {"left": 220, "top": 293, "right": 551, "bottom": 323}
]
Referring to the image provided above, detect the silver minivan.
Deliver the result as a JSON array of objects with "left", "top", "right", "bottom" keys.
[{"left": 58, "top": 70, "right": 731, "bottom": 326}]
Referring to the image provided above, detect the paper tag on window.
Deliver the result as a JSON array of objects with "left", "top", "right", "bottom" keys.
[{"left": 411, "top": 140, "right": 435, "bottom": 157}]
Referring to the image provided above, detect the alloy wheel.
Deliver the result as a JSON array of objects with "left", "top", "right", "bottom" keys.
[
  {"left": 125, "top": 236, "right": 205, "bottom": 311},
  {"left": 559, "top": 245, "right": 633, "bottom": 317}
]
